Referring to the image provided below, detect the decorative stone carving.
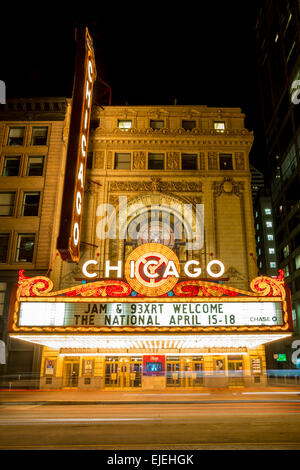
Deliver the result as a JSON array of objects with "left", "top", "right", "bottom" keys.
[
  {"left": 107, "top": 151, "right": 113, "bottom": 169},
  {"left": 94, "top": 151, "right": 105, "bottom": 169},
  {"left": 213, "top": 177, "right": 244, "bottom": 197},
  {"left": 133, "top": 151, "right": 146, "bottom": 169},
  {"left": 208, "top": 152, "right": 218, "bottom": 170},
  {"left": 109, "top": 179, "right": 202, "bottom": 192},
  {"left": 199, "top": 152, "right": 205, "bottom": 170},
  {"left": 166, "top": 152, "right": 180, "bottom": 170},
  {"left": 235, "top": 152, "right": 245, "bottom": 170}
]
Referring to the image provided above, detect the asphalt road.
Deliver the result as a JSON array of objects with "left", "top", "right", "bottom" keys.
[{"left": 1, "top": 401, "right": 300, "bottom": 450}]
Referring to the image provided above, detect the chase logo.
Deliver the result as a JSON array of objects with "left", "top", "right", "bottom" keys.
[{"left": 0, "top": 81, "right": 6, "bottom": 104}]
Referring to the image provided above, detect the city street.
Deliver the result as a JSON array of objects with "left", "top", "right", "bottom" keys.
[{"left": 1, "top": 391, "right": 300, "bottom": 450}]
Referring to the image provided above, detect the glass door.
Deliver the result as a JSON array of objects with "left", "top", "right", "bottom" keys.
[
  {"left": 228, "top": 358, "right": 244, "bottom": 386},
  {"left": 63, "top": 362, "right": 79, "bottom": 388}
]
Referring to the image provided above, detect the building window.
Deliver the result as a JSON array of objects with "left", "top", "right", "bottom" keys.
[
  {"left": 214, "top": 122, "right": 225, "bottom": 133},
  {"left": 284, "top": 264, "right": 290, "bottom": 277},
  {"left": 21, "top": 192, "right": 40, "bottom": 216},
  {"left": 266, "top": 221, "right": 273, "bottom": 228},
  {"left": 283, "top": 244, "right": 290, "bottom": 258},
  {"left": 118, "top": 120, "right": 132, "bottom": 130},
  {"left": 15, "top": 234, "right": 35, "bottom": 262},
  {"left": 269, "top": 248, "right": 275, "bottom": 254},
  {"left": 267, "top": 234, "right": 274, "bottom": 241},
  {"left": 0, "top": 192, "right": 15, "bottom": 216},
  {"left": 256, "top": 223, "right": 259, "bottom": 231},
  {"left": 264, "top": 208, "right": 272, "bottom": 215},
  {"left": 181, "top": 154, "right": 197, "bottom": 170},
  {"left": 26, "top": 156, "right": 44, "bottom": 176},
  {"left": 30, "top": 127, "right": 48, "bottom": 145},
  {"left": 219, "top": 154, "right": 233, "bottom": 170},
  {"left": 257, "top": 235, "right": 260, "bottom": 243},
  {"left": 258, "top": 248, "right": 262, "bottom": 255},
  {"left": 7, "top": 127, "right": 25, "bottom": 146},
  {"left": 255, "top": 211, "right": 259, "bottom": 218},
  {"left": 270, "top": 262, "right": 277, "bottom": 268},
  {"left": 182, "top": 120, "right": 196, "bottom": 130},
  {"left": 0, "top": 234, "right": 9, "bottom": 263},
  {"left": 148, "top": 153, "right": 164, "bottom": 170},
  {"left": 2, "top": 156, "right": 21, "bottom": 176},
  {"left": 114, "top": 153, "right": 131, "bottom": 170},
  {"left": 0, "top": 282, "right": 6, "bottom": 316},
  {"left": 295, "top": 254, "right": 300, "bottom": 270},
  {"left": 150, "top": 120, "right": 164, "bottom": 130}
]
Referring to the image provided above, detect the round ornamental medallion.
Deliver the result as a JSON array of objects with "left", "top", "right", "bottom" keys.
[{"left": 124, "top": 243, "right": 180, "bottom": 296}]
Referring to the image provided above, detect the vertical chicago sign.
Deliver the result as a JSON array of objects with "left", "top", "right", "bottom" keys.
[{"left": 57, "top": 27, "right": 96, "bottom": 262}]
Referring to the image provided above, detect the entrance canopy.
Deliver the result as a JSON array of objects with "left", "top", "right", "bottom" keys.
[
  {"left": 10, "top": 333, "right": 291, "bottom": 352},
  {"left": 8, "top": 267, "right": 293, "bottom": 352}
]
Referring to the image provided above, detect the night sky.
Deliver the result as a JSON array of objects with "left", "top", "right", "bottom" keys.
[{"left": 1, "top": 2, "right": 264, "bottom": 169}]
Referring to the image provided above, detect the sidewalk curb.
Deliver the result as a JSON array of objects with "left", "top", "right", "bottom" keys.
[{"left": 2, "top": 399, "right": 300, "bottom": 406}]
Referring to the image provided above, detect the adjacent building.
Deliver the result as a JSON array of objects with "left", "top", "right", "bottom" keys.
[
  {"left": 255, "top": 0, "right": 300, "bottom": 366},
  {"left": 0, "top": 97, "right": 71, "bottom": 380}
]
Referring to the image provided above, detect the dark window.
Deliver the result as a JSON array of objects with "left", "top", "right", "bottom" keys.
[
  {"left": 0, "top": 192, "right": 15, "bottom": 216},
  {"left": 114, "top": 153, "right": 131, "bottom": 169},
  {"left": 0, "top": 234, "right": 9, "bottom": 262},
  {"left": 86, "top": 152, "right": 93, "bottom": 169},
  {"left": 15, "top": 234, "right": 35, "bottom": 262},
  {"left": 31, "top": 127, "right": 48, "bottom": 145},
  {"left": 148, "top": 153, "right": 164, "bottom": 170},
  {"left": 219, "top": 154, "right": 233, "bottom": 170},
  {"left": 2, "top": 156, "right": 21, "bottom": 176},
  {"left": 21, "top": 193, "right": 40, "bottom": 216},
  {"left": 182, "top": 154, "right": 197, "bottom": 170},
  {"left": 7, "top": 127, "right": 25, "bottom": 146},
  {"left": 150, "top": 120, "right": 164, "bottom": 129},
  {"left": 182, "top": 120, "right": 196, "bottom": 130},
  {"left": 26, "top": 156, "right": 44, "bottom": 176}
]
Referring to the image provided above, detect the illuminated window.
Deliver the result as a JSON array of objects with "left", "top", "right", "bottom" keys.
[
  {"left": 256, "top": 223, "right": 259, "bottom": 230},
  {"left": 283, "top": 244, "right": 290, "bottom": 258},
  {"left": 148, "top": 154, "right": 164, "bottom": 170},
  {"left": 150, "top": 120, "right": 164, "bottom": 129},
  {"left": 0, "top": 282, "right": 6, "bottom": 316},
  {"left": 15, "top": 234, "right": 35, "bottom": 262},
  {"left": 7, "top": 127, "right": 25, "bottom": 146},
  {"left": 0, "top": 234, "right": 9, "bottom": 263},
  {"left": 255, "top": 211, "right": 259, "bottom": 218},
  {"left": 219, "top": 154, "right": 233, "bottom": 170},
  {"left": 265, "top": 208, "right": 272, "bottom": 215},
  {"left": 214, "top": 122, "right": 225, "bottom": 133},
  {"left": 267, "top": 234, "right": 274, "bottom": 241},
  {"left": 118, "top": 120, "right": 132, "bottom": 130},
  {"left": 181, "top": 154, "right": 197, "bottom": 170},
  {"left": 270, "top": 262, "right": 277, "bottom": 268},
  {"left": 21, "top": 192, "right": 40, "bottom": 216},
  {"left": 27, "top": 156, "right": 44, "bottom": 176},
  {"left": 257, "top": 235, "right": 260, "bottom": 242},
  {"left": 182, "top": 120, "right": 196, "bottom": 130},
  {"left": 284, "top": 265, "right": 290, "bottom": 277},
  {"left": 0, "top": 192, "right": 15, "bottom": 216},
  {"left": 114, "top": 153, "right": 131, "bottom": 170},
  {"left": 266, "top": 221, "right": 273, "bottom": 228},
  {"left": 295, "top": 254, "right": 300, "bottom": 270},
  {"left": 31, "top": 127, "right": 48, "bottom": 145},
  {"left": 269, "top": 248, "right": 275, "bottom": 254},
  {"left": 2, "top": 156, "right": 21, "bottom": 176}
]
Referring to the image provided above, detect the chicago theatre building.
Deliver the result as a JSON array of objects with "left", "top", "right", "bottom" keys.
[{"left": 7, "top": 103, "right": 293, "bottom": 390}]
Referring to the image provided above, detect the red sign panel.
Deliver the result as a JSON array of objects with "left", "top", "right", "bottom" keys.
[
  {"left": 143, "top": 355, "right": 166, "bottom": 376},
  {"left": 57, "top": 27, "right": 96, "bottom": 262}
]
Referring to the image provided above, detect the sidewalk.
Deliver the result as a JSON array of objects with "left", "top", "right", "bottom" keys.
[{"left": 1, "top": 386, "right": 300, "bottom": 405}]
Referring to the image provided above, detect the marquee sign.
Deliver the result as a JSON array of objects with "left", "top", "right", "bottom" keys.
[
  {"left": 57, "top": 27, "right": 96, "bottom": 262},
  {"left": 8, "top": 264, "right": 292, "bottom": 334}
]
